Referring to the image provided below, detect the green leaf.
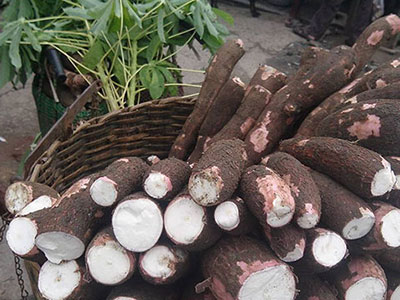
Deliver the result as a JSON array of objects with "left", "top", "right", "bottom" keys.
[
  {"left": 0, "top": 46, "right": 12, "bottom": 89},
  {"left": 149, "top": 68, "right": 165, "bottom": 99},
  {"left": 214, "top": 23, "right": 230, "bottom": 36},
  {"left": 24, "top": 24, "right": 41, "bottom": 52},
  {"left": 202, "top": 31, "right": 223, "bottom": 54},
  {"left": 146, "top": 35, "right": 161, "bottom": 62},
  {"left": 212, "top": 7, "right": 234, "bottom": 25},
  {"left": 157, "top": 9, "right": 166, "bottom": 43},
  {"left": 82, "top": 39, "right": 105, "bottom": 71},
  {"left": 203, "top": 13, "right": 219, "bottom": 37},
  {"left": 158, "top": 66, "right": 175, "bottom": 83},
  {"left": 63, "top": 7, "right": 92, "bottom": 19},
  {"left": 123, "top": 0, "right": 142, "bottom": 27},
  {"left": 89, "top": 1, "right": 114, "bottom": 35},
  {"left": 19, "top": 0, "right": 34, "bottom": 19},
  {"left": 139, "top": 66, "right": 152, "bottom": 89},
  {"left": 193, "top": 3, "right": 204, "bottom": 38},
  {"left": 9, "top": 26, "right": 22, "bottom": 69},
  {"left": 114, "top": 0, "right": 121, "bottom": 18},
  {"left": 113, "top": 59, "right": 126, "bottom": 86},
  {"left": 0, "top": 22, "right": 19, "bottom": 46},
  {"left": 3, "top": 0, "right": 19, "bottom": 22}
]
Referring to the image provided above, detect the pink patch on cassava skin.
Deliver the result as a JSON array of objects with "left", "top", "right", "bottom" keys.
[
  {"left": 203, "top": 137, "right": 212, "bottom": 152},
  {"left": 375, "top": 79, "right": 388, "bottom": 88},
  {"left": 310, "top": 106, "right": 322, "bottom": 116},
  {"left": 261, "top": 67, "right": 277, "bottom": 80},
  {"left": 339, "top": 78, "right": 362, "bottom": 94},
  {"left": 297, "top": 139, "right": 309, "bottom": 146},
  {"left": 367, "top": 30, "right": 384, "bottom": 46},
  {"left": 338, "top": 119, "right": 344, "bottom": 125},
  {"left": 308, "top": 297, "right": 320, "bottom": 300},
  {"left": 237, "top": 260, "right": 280, "bottom": 285},
  {"left": 236, "top": 39, "right": 244, "bottom": 47},
  {"left": 211, "top": 277, "right": 234, "bottom": 300},
  {"left": 391, "top": 60, "right": 400, "bottom": 68},
  {"left": 341, "top": 108, "right": 353, "bottom": 114},
  {"left": 303, "top": 79, "right": 310, "bottom": 84},
  {"left": 163, "top": 174, "right": 173, "bottom": 192},
  {"left": 361, "top": 103, "right": 376, "bottom": 110},
  {"left": 308, "top": 84, "right": 315, "bottom": 89},
  {"left": 249, "top": 112, "right": 272, "bottom": 153},
  {"left": 117, "top": 158, "right": 129, "bottom": 163},
  {"left": 240, "top": 117, "right": 255, "bottom": 135},
  {"left": 347, "top": 114, "right": 381, "bottom": 140},
  {"left": 386, "top": 14, "right": 400, "bottom": 35},
  {"left": 56, "top": 177, "right": 91, "bottom": 206},
  {"left": 282, "top": 174, "right": 300, "bottom": 197},
  {"left": 344, "top": 64, "right": 356, "bottom": 78}
]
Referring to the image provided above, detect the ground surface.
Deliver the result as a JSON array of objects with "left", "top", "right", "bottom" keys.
[{"left": 0, "top": 1, "right": 394, "bottom": 299}]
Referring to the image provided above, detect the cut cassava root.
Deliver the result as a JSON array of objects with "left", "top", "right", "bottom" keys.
[
  {"left": 5, "top": 181, "right": 59, "bottom": 214},
  {"left": 85, "top": 227, "right": 136, "bottom": 286},
  {"left": 201, "top": 236, "right": 296, "bottom": 300},
  {"left": 280, "top": 136, "right": 396, "bottom": 198},
  {"left": 143, "top": 157, "right": 191, "bottom": 200},
  {"left": 112, "top": 192, "right": 163, "bottom": 252},
  {"left": 90, "top": 157, "right": 148, "bottom": 207},
  {"left": 169, "top": 39, "right": 245, "bottom": 160},
  {"left": 262, "top": 152, "right": 321, "bottom": 229}
]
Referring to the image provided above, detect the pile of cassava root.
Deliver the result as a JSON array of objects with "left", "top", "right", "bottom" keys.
[{"left": 5, "top": 14, "right": 400, "bottom": 300}]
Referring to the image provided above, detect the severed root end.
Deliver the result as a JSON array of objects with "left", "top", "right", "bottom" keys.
[
  {"left": 38, "top": 260, "right": 81, "bottom": 300},
  {"left": 297, "top": 210, "right": 320, "bottom": 230},
  {"left": 147, "top": 155, "right": 161, "bottom": 166},
  {"left": 17, "top": 195, "right": 53, "bottom": 216},
  {"left": 381, "top": 209, "right": 400, "bottom": 247},
  {"left": 164, "top": 196, "right": 205, "bottom": 245},
  {"left": 281, "top": 242, "right": 305, "bottom": 263},
  {"left": 342, "top": 208, "right": 375, "bottom": 240},
  {"left": 87, "top": 240, "right": 134, "bottom": 285},
  {"left": 238, "top": 264, "right": 296, "bottom": 300},
  {"left": 5, "top": 182, "right": 31, "bottom": 214},
  {"left": 312, "top": 232, "right": 347, "bottom": 267},
  {"left": 90, "top": 176, "right": 118, "bottom": 207},
  {"left": 267, "top": 196, "right": 294, "bottom": 227},
  {"left": 6, "top": 217, "right": 37, "bottom": 256},
  {"left": 189, "top": 167, "right": 223, "bottom": 206},
  {"left": 36, "top": 232, "right": 85, "bottom": 264},
  {"left": 391, "top": 285, "right": 400, "bottom": 299},
  {"left": 143, "top": 172, "right": 172, "bottom": 199},
  {"left": 371, "top": 162, "right": 396, "bottom": 196},
  {"left": 112, "top": 197, "right": 163, "bottom": 252},
  {"left": 345, "top": 277, "right": 386, "bottom": 300},
  {"left": 214, "top": 201, "right": 240, "bottom": 231}
]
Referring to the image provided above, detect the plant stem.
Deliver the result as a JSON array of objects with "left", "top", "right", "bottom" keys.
[{"left": 127, "top": 40, "right": 138, "bottom": 106}]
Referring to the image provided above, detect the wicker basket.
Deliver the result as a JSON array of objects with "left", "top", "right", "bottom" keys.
[{"left": 24, "top": 96, "right": 195, "bottom": 300}]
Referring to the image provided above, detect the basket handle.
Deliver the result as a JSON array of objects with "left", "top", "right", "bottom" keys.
[{"left": 24, "top": 80, "right": 102, "bottom": 178}]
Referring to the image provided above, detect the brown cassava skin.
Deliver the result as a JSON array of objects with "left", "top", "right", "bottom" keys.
[
  {"left": 297, "top": 276, "right": 338, "bottom": 300},
  {"left": 169, "top": 39, "right": 245, "bottom": 160},
  {"left": 5, "top": 181, "right": 60, "bottom": 214},
  {"left": 292, "top": 46, "right": 330, "bottom": 81},
  {"left": 143, "top": 157, "right": 191, "bottom": 200},
  {"left": 201, "top": 236, "right": 295, "bottom": 300},
  {"left": 380, "top": 156, "right": 400, "bottom": 207},
  {"left": 240, "top": 165, "right": 295, "bottom": 228},
  {"left": 374, "top": 247, "right": 400, "bottom": 273},
  {"left": 352, "top": 14, "right": 400, "bottom": 74},
  {"left": 139, "top": 242, "right": 190, "bottom": 285},
  {"left": 293, "top": 228, "right": 347, "bottom": 274},
  {"left": 263, "top": 223, "right": 306, "bottom": 262},
  {"left": 309, "top": 170, "right": 374, "bottom": 240},
  {"left": 187, "top": 77, "right": 246, "bottom": 164},
  {"left": 297, "top": 58, "right": 400, "bottom": 138},
  {"left": 316, "top": 100, "right": 400, "bottom": 156},
  {"left": 247, "top": 65, "right": 287, "bottom": 92},
  {"left": 331, "top": 256, "right": 387, "bottom": 300},
  {"left": 386, "top": 270, "right": 400, "bottom": 300},
  {"left": 165, "top": 192, "right": 222, "bottom": 251},
  {"left": 90, "top": 157, "right": 148, "bottom": 206},
  {"left": 350, "top": 201, "right": 400, "bottom": 252},
  {"left": 189, "top": 139, "right": 248, "bottom": 206},
  {"left": 283, "top": 45, "right": 357, "bottom": 117},
  {"left": 206, "top": 85, "right": 272, "bottom": 148},
  {"left": 215, "top": 196, "right": 257, "bottom": 236},
  {"left": 279, "top": 137, "right": 394, "bottom": 199},
  {"left": 182, "top": 286, "right": 217, "bottom": 300},
  {"left": 85, "top": 226, "right": 136, "bottom": 286},
  {"left": 262, "top": 152, "right": 321, "bottom": 229},
  {"left": 106, "top": 279, "right": 180, "bottom": 300}
]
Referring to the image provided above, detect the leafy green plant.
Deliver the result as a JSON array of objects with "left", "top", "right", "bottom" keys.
[{"left": 0, "top": 0, "right": 233, "bottom": 110}]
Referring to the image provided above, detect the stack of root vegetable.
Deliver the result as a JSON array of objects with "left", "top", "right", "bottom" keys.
[{"left": 5, "top": 15, "right": 400, "bottom": 300}]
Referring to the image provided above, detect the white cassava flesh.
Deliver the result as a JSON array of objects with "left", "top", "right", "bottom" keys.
[
  {"left": 38, "top": 260, "right": 81, "bottom": 300},
  {"left": 342, "top": 208, "right": 375, "bottom": 240},
  {"left": 189, "top": 168, "right": 223, "bottom": 206},
  {"left": 36, "top": 232, "right": 85, "bottom": 264},
  {"left": 268, "top": 196, "right": 294, "bottom": 227},
  {"left": 381, "top": 209, "right": 400, "bottom": 247},
  {"left": 312, "top": 232, "right": 347, "bottom": 267},
  {"left": 345, "top": 277, "right": 386, "bottom": 300},
  {"left": 5, "top": 182, "right": 32, "bottom": 214},
  {"left": 238, "top": 264, "right": 296, "bottom": 300},
  {"left": 141, "top": 245, "right": 180, "bottom": 279},
  {"left": 297, "top": 212, "right": 319, "bottom": 229},
  {"left": 391, "top": 286, "right": 400, "bottom": 300},
  {"left": 90, "top": 176, "right": 117, "bottom": 207},
  {"left": 87, "top": 240, "right": 132, "bottom": 285},
  {"left": 6, "top": 217, "right": 37, "bottom": 256},
  {"left": 214, "top": 201, "right": 240, "bottom": 231},
  {"left": 371, "top": 161, "right": 395, "bottom": 196},
  {"left": 17, "top": 196, "right": 53, "bottom": 216},
  {"left": 164, "top": 196, "right": 204, "bottom": 244},
  {"left": 143, "top": 172, "right": 171, "bottom": 199},
  {"left": 112, "top": 198, "right": 163, "bottom": 252},
  {"left": 281, "top": 243, "right": 305, "bottom": 263}
]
